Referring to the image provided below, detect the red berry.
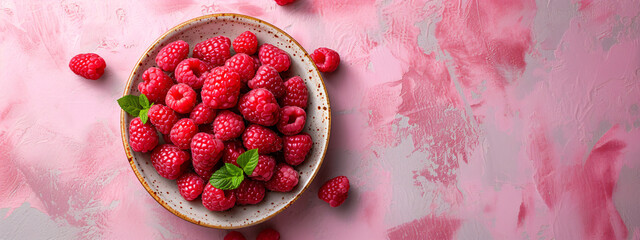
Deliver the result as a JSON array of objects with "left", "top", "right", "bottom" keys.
[
  {"left": 193, "top": 36, "right": 231, "bottom": 67},
  {"left": 151, "top": 144, "right": 190, "bottom": 180},
  {"left": 191, "top": 133, "right": 224, "bottom": 177},
  {"left": 282, "top": 76, "right": 308, "bottom": 109},
  {"left": 238, "top": 89, "right": 280, "bottom": 126},
  {"left": 249, "top": 155, "right": 276, "bottom": 181},
  {"left": 258, "top": 44, "right": 290, "bottom": 72},
  {"left": 223, "top": 140, "right": 246, "bottom": 167},
  {"left": 243, "top": 124, "right": 283, "bottom": 154},
  {"left": 275, "top": 0, "right": 296, "bottom": 6},
  {"left": 318, "top": 176, "right": 349, "bottom": 207},
  {"left": 202, "top": 66, "right": 242, "bottom": 109},
  {"left": 224, "top": 231, "right": 246, "bottom": 240},
  {"left": 202, "top": 184, "right": 236, "bottom": 211},
  {"left": 248, "top": 65, "right": 285, "bottom": 98},
  {"left": 170, "top": 118, "right": 198, "bottom": 150},
  {"left": 155, "top": 40, "right": 189, "bottom": 72},
  {"left": 233, "top": 31, "right": 258, "bottom": 55},
  {"left": 257, "top": 228, "right": 280, "bottom": 240},
  {"left": 190, "top": 103, "right": 217, "bottom": 125},
  {"left": 175, "top": 58, "right": 211, "bottom": 89},
  {"left": 277, "top": 106, "right": 306, "bottom": 135},
  {"left": 148, "top": 104, "right": 179, "bottom": 135},
  {"left": 225, "top": 53, "right": 256, "bottom": 83},
  {"left": 283, "top": 134, "right": 312, "bottom": 166},
  {"left": 138, "top": 67, "right": 173, "bottom": 104},
  {"left": 162, "top": 133, "right": 173, "bottom": 145},
  {"left": 251, "top": 55, "right": 262, "bottom": 71},
  {"left": 311, "top": 47, "right": 340, "bottom": 72},
  {"left": 233, "top": 179, "right": 266, "bottom": 205},
  {"left": 69, "top": 53, "right": 106, "bottom": 80},
  {"left": 129, "top": 117, "right": 159, "bottom": 152},
  {"left": 177, "top": 172, "right": 205, "bottom": 201},
  {"left": 213, "top": 110, "right": 245, "bottom": 141},
  {"left": 165, "top": 83, "right": 197, "bottom": 114},
  {"left": 265, "top": 163, "right": 299, "bottom": 192}
]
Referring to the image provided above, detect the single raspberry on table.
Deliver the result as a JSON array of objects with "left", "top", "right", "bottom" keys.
[
  {"left": 190, "top": 103, "right": 217, "bottom": 125},
  {"left": 311, "top": 47, "right": 340, "bottom": 73},
  {"left": 277, "top": 106, "right": 306, "bottom": 136},
  {"left": 233, "top": 179, "right": 266, "bottom": 205},
  {"left": 283, "top": 133, "right": 312, "bottom": 166},
  {"left": 258, "top": 44, "right": 290, "bottom": 72},
  {"left": 225, "top": 53, "right": 256, "bottom": 83},
  {"left": 224, "top": 231, "right": 246, "bottom": 240},
  {"left": 249, "top": 155, "right": 276, "bottom": 182},
  {"left": 265, "top": 163, "right": 299, "bottom": 192},
  {"left": 191, "top": 133, "right": 224, "bottom": 175},
  {"left": 138, "top": 67, "right": 173, "bottom": 104},
  {"left": 175, "top": 58, "right": 211, "bottom": 89},
  {"left": 202, "top": 183, "right": 236, "bottom": 211},
  {"left": 233, "top": 31, "right": 258, "bottom": 55},
  {"left": 129, "top": 117, "right": 159, "bottom": 152},
  {"left": 282, "top": 76, "right": 309, "bottom": 109},
  {"left": 243, "top": 124, "right": 283, "bottom": 154},
  {"left": 223, "top": 140, "right": 246, "bottom": 167},
  {"left": 201, "top": 66, "right": 242, "bottom": 109},
  {"left": 148, "top": 104, "right": 179, "bottom": 135},
  {"left": 170, "top": 118, "right": 198, "bottom": 150},
  {"left": 275, "top": 0, "right": 296, "bottom": 6},
  {"left": 193, "top": 36, "right": 231, "bottom": 67},
  {"left": 257, "top": 228, "right": 280, "bottom": 240},
  {"left": 213, "top": 110, "right": 245, "bottom": 141},
  {"left": 318, "top": 176, "right": 350, "bottom": 207},
  {"left": 69, "top": 53, "right": 106, "bottom": 80},
  {"left": 165, "top": 83, "right": 197, "bottom": 114},
  {"left": 177, "top": 172, "right": 205, "bottom": 201},
  {"left": 155, "top": 40, "right": 189, "bottom": 72},
  {"left": 238, "top": 88, "right": 280, "bottom": 126},
  {"left": 151, "top": 144, "right": 190, "bottom": 180},
  {"left": 248, "top": 65, "right": 285, "bottom": 98}
]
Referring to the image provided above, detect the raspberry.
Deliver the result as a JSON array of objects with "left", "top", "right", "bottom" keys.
[
  {"left": 175, "top": 58, "right": 211, "bottom": 89},
  {"left": 202, "top": 66, "right": 242, "bottom": 109},
  {"left": 275, "top": 0, "right": 296, "bottom": 6},
  {"left": 170, "top": 118, "right": 198, "bottom": 150},
  {"left": 258, "top": 44, "right": 290, "bottom": 72},
  {"left": 225, "top": 53, "right": 256, "bottom": 83},
  {"left": 233, "top": 179, "right": 265, "bottom": 205},
  {"left": 257, "top": 228, "right": 280, "bottom": 240},
  {"left": 69, "top": 53, "right": 106, "bottom": 80},
  {"left": 224, "top": 231, "right": 246, "bottom": 240},
  {"left": 283, "top": 134, "right": 312, "bottom": 166},
  {"left": 193, "top": 36, "right": 231, "bottom": 67},
  {"left": 238, "top": 89, "right": 280, "bottom": 126},
  {"left": 128, "top": 117, "right": 159, "bottom": 152},
  {"left": 248, "top": 65, "right": 285, "bottom": 98},
  {"left": 249, "top": 155, "right": 276, "bottom": 181},
  {"left": 191, "top": 133, "right": 224, "bottom": 178},
  {"left": 190, "top": 103, "right": 217, "bottom": 125},
  {"left": 162, "top": 133, "right": 173, "bottom": 145},
  {"left": 177, "top": 172, "right": 205, "bottom": 201},
  {"left": 151, "top": 144, "right": 190, "bottom": 180},
  {"left": 194, "top": 165, "right": 215, "bottom": 180},
  {"left": 138, "top": 67, "right": 173, "bottom": 104},
  {"left": 233, "top": 31, "right": 258, "bottom": 55},
  {"left": 277, "top": 106, "right": 306, "bottom": 135},
  {"left": 265, "top": 163, "right": 299, "bottom": 192},
  {"left": 318, "top": 176, "right": 349, "bottom": 207},
  {"left": 282, "top": 76, "right": 309, "bottom": 109},
  {"left": 223, "top": 140, "right": 246, "bottom": 167},
  {"left": 311, "top": 47, "right": 340, "bottom": 73},
  {"left": 242, "top": 124, "right": 283, "bottom": 154},
  {"left": 148, "top": 104, "right": 179, "bottom": 135},
  {"left": 155, "top": 40, "right": 189, "bottom": 72},
  {"left": 165, "top": 83, "right": 197, "bottom": 114},
  {"left": 213, "top": 110, "right": 245, "bottom": 141},
  {"left": 202, "top": 183, "right": 236, "bottom": 211},
  {"left": 251, "top": 55, "right": 262, "bottom": 71}
]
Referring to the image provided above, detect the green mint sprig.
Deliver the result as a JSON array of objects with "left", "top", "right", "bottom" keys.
[
  {"left": 117, "top": 94, "right": 153, "bottom": 124},
  {"left": 210, "top": 149, "right": 259, "bottom": 190}
]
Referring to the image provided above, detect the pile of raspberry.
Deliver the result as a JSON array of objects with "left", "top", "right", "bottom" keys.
[{"left": 128, "top": 31, "right": 315, "bottom": 211}]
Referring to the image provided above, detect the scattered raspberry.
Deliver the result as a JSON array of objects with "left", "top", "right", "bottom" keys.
[
  {"left": 258, "top": 44, "right": 290, "bottom": 72},
  {"left": 138, "top": 67, "right": 173, "bottom": 104},
  {"left": 257, "top": 228, "right": 280, "bottom": 240},
  {"left": 282, "top": 76, "right": 309, "bottom": 109},
  {"left": 165, "top": 83, "right": 197, "bottom": 114},
  {"left": 224, "top": 231, "right": 246, "bottom": 240},
  {"left": 248, "top": 65, "right": 285, "bottom": 98},
  {"left": 190, "top": 103, "right": 217, "bottom": 125},
  {"left": 213, "top": 110, "right": 245, "bottom": 141},
  {"left": 69, "top": 53, "right": 106, "bottom": 80},
  {"left": 233, "top": 179, "right": 266, "bottom": 205},
  {"left": 202, "top": 184, "right": 236, "bottom": 211},
  {"left": 191, "top": 133, "right": 224, "bottom": 178},
  {"left": 193, "top": 36, "right": 231, "bottom": 67},
  {"left": 151, "top": 144, "right": 190, "bottom": 180},
  {"left": 249, "top": 155, "right": 276, "bottom": 181},
  {"left": 283, "top": 133, "right": 312, "bottom": 166},
  {"left": 225, "top": 53, "right": 256, "bottom": 83},
  {"left": 223, "top": 140, "right": 246, "bottom": 167},
  {"left": 243, "top": 124, "right": 283, "bottom": 154},
  {"left": 202, "top": 66, "right": 242, "bottom": 109},
  {"left": 177, "top": 172, "right": 205, "bottom": 201},
  {"left": 233, "top": 31, "right": 258, "bottom": 55},
  {"left": 175, "top": 58, "right": 211, "bottom": 89},
  {"left": 275, "top": 0, "right": 296, "bottom": 6},
  {"left": 170, "top": 118, "right": 198, "bottom": 150},
  {"left": 238, "top": 89, "right": 280, "bottom": 126},
  {"left": 155, "top": 40, "right": 189, "bottom": 72},
  {"left": 277, "top": 106, "right": 306, "bottom": 135},
  {"left": 128, "top": 117, "right": 159, "bottom": 152},
  {"left": 318, "top": 176, "right": 349, "bottom": 207},
  {"left": 311, "top": 47, "right": 340, "bottom": 72},
  {"left": 148, "top": 104, "right": 179, "bottom": 135},
  {"left": 265, "top": 163, "right": 299, "bottom": 192}
]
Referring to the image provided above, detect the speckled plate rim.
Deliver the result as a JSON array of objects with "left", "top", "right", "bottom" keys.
[{"left": 119, "top": 13, "right": 331, "bottom": 229}]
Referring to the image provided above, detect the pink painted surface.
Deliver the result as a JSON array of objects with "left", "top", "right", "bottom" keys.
[{"left": 1, "top": 0, "right": 639, "bottom": 239}]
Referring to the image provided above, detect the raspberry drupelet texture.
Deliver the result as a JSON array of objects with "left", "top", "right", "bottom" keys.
[
  {"left": 155, "top": 40, "right": 189, "bottom": 72},
  {"left": 213, "top": 110, "right": 245, "bottom": 141},
  {"left": 283, "top": 133, "right": 312, "bottom": 166},
  {"left": 190, "top": 103, "right": 217, "bottom": 125},
  {"left": 242, "top": 124, "right": 283, "bottom": 154},
  {"left": 190, "top": 133, "right": 224, "bottom": 178},
  {"left": 222, "top": 140, "right": 246, "bottom": 167},
  {"left": 177, "top": 172, "right": 205, "bottom": 201},
  {"left": 282, "top": 76, "right": 309, "bottom": 109},
  {"left": 238, "top": 88, "right": 280, "bottom": 126},
  {"left": 265, "top": 163, "right": 299, "bottom": 192},
  {"left": 138, "top": 67, "right": 173, "bottom": 104},
  {"left": 170, "top": 118, "right": 198, "bottom": 150},
  {"left": 148, "top": 104, "right": 179, "bottom": 135},
  {"left": 201, "top": 66, "right": 242, "bottom": 109},
  {"left": 233, "top": 179, "right": 266, "bottom": 205},
  {"left": 193, "top": 36, "right": 231, "bottom": 67},
  {"left": 256, "top": 228, "right": 281, "bottom": 240},
  {"left": 225, "top": 53, "right": 256, "bottom": 83},
  {"left": 128, "top": 117, "right": 159, "bottom": 152},
  {"left": 69, "top": 53, "right": 106, "bottom": 80},
  {"left": 224, "top": 231, "right": 246, "bottom": 240},
  {"left": 311, "top": 47, "right": 340, "bottom": 73},
  {"left": 277, "top": 106, "right": 306, "bottom": 136},
  {"left": 165, "top": 83, "right": 197, "bottom": 114},
  {"left": 248, "top": 65, "right": 285, "bottom": 98},
  {"left": 249, "top": 155, "right": 276, "bottom": 181},
  {"left": 251, "top": 55, "right": 262, "bottom": 71},
  {"left": 232, "top": 31, "right": 258, "bottom": 55},
  {"left": 175, "top": 58, "right": 211, "bottom": 89},
  {"left": 151, "top": 144, "right": 190, "bottom": 180},
  {"left": 318, "top": 176, "right": 350, "bottom": 207},
  {"left": 258, "top": 44, "right": 290, "bottom": 72},
  {"left": 202, "top": 184, "right": 236, "bottom": 211}
]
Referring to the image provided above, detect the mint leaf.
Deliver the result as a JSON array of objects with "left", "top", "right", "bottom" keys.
[
  {"left": 236, "top": 149, "right": 259, "bottom": 175},
  {"left": 139, "top": 94, "right": 150, "bottom": 108},
  {"left": 210, "top": 163, "right": 244, "bottom": 190},
  {"left": 139, "top": 108, "right": 149, "bottom": 124},
  {"left": 117, "top": 95, "right": 143, "bottom": 116}
]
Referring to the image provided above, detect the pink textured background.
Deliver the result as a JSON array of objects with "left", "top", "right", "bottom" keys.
[{"left": 1, "top": 0, "right": 640, "bottom": 239}]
